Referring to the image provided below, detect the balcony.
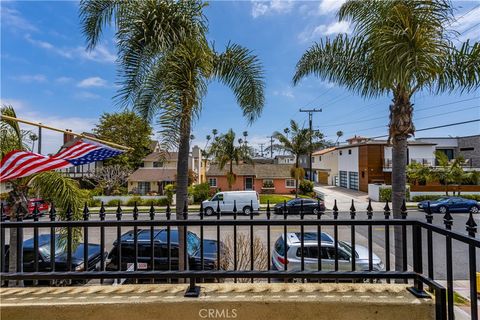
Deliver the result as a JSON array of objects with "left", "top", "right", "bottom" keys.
[{"left": 1, "top": 200, "right": 478, "bottom": 320}]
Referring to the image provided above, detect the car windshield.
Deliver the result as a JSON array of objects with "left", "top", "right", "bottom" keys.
[{"left": 287, "top": 199, "right": 297, "bottom": 205}]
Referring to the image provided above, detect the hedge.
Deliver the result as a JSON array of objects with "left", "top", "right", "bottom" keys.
[
  {"left": 411, "top": 194, "right": 480, "bottom": 202},
  {"left": 379, "top": 187, "right": 410, "bottom": 202}
]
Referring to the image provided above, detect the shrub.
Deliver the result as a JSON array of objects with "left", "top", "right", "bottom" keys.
[
  {"left": 411, "top": 194, "right": 480, "bottom": 202},
  {"left": 164, "top": 184, "right": 175, "bottom": 205},
  {"left": 87, "top": 198, "right": 102, "bottom": 207},
  {"left": 106, "top": 199, "right": 122, "bottom": 207},
  {"left": 299, "top": 180, "right": 314, "bottom": 195},
  {"left": 379, "top": 187, "right": 410, "bottom": 202},
  {"left": 190, "top": 183, "right": 210, "bottom": 203},
  {"left": 125, "top": 196, "right": 143, "bottom": 207}
]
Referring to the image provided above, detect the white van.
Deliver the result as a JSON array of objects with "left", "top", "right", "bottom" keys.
[{"left": 202, "top": 191, "right": 260, "bottom": 215}]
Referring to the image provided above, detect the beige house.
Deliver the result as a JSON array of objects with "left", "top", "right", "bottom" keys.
[
  {"left": 127, "top": 145, "right": 203, "bottom": 195},
  {"left": 312, "top": 147, "right": 339, "bottom": 186}
]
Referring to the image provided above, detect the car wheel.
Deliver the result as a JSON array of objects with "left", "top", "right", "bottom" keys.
[
  {"left": 243, "top": 206, "right": 252, "bottom": 215},
  {"left": 470, "top": 206, "right": 479, "bottom": 214},
  {"left": 204, "top": 207, "right": 214, "bottom": 216},
  {"left": 438, "top": 206, "right": 448, "bottom": 214}
]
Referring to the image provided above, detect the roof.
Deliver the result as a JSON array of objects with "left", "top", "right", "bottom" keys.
[
  {"left": 312, "top": 147, "right": 336, "bottom": 156},
  {"left": 143, "top": 151, "right": 178, "bottom": 162},
  {"left": 127, "top": 168, "right": 176, "bottom": 182},
  {"left": 336, "top": 139, "right": 436, "bottom": 150},
  {"left": 207, "top": 163, "right": 292, "bottom": 179}
]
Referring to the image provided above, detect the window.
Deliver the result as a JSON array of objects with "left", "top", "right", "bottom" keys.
[
  {"left": 348, "top": 149, "right": 352, "bottom": 155},
  {"left": 436, "top": 148, "right": 454, "bottom": 161},
  {"left": 460, "top": 147, "right": 474, "bottom": 151},
  {"left": 208, "top": 178, "right": 217, "bottom": 187},
  {"left": 263, "top": 179, "right": 274, "bottom": 188},
  {"left": 361, "top": 171, "right": 365, "bottom": 178},
  {"left": 311, "top": 156, "right": 315, "bottom": 163},
  {"left": 138, "top": 182, "right": 151, "bottom": 195},
  {"left": 319, "top": 156, "right": 322, "bottom": 162},
  {"left": 296, "top": 247, "right": 330, "bottom": 259},
  {"left": 76, "top": 166, "right": 81, "bottom": 173},
  {"left": 274, "top": 237, "right": 288, "bottom": 256},
  {"left": 285, "top": 179, "right": 296, "bottom": 188},
  {"left": 153, "top": 161, "right": 163, "bottom": 168},
  {"left": 348, "top": 172, "right": 359, "bottom": 190},
  {"left": 339, "top": 151, "right": 343, "bottom": 156},
  {"left": 339, "top": 171, "right": 348, "bottom": 188},
  {"left": 211, "top": 193, "right": 224, "bottom": 201}
]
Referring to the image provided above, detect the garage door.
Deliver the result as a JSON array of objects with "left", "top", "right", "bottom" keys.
[
  {"left": 348, "top": 172, "right": 359, "bottom": 190},
  {"left": 339, "top": 171, "right": 347, "bottom": 188},
  {"left": 318, "top": 171, "right": 329, "bottom": 184}
]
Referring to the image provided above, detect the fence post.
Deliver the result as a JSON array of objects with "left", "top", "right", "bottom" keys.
[
  {"left": 407, "top": 223, "right": 429, "bottom": 298},
  {"left": 185, "top": 203, "right": 200, "bottom": 297}
]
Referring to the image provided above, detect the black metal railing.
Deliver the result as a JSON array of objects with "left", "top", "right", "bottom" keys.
[{"left": 0, "top": 199, "right": 478, "bottom": 320}]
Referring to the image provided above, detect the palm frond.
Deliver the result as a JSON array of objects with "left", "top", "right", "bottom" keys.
[{"left": 213, "top": 43, "right": 265, "bottom": 123}]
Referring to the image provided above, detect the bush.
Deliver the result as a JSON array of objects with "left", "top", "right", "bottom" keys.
[
  {"left": 106, "top": 199, "right": 122, "bottom": 207},
  {"left": 164, "top": 184, "right": 175, "bottom": 205},
  {"left": 299, "top": 180, "right": 314, "bottom": 195},
  {"left": 190, "top": 183, "right": 210, "bottom": 203},
  {"left": 379, "top": 187, "right": 410, "bottom": 202},
  {"left": 87, "top": 198, "right": 102, "bottom": 207},
  {"left": 411, "top": 194, "right": 480, "bottom": 202},
  {"left": 125, "top": 196, "right": 143, "bottom": 207}
]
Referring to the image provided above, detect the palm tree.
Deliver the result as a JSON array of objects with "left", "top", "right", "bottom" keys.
[
  {"left": 210, "top": 129, "right": 252, "bottom": 190},
  {"left": 242, "top": 130, "right": 248, "bottom": 146},
  {"left": 293, "top": 0, "right": 479, "bottom": 271},
  {"left": 212, "top": 129, "right": 218, "bottom": 140},
  {"left": 1, "top": 106, "right": 85, "bottom": 286},
  {"left": 80, "top": 0, "right": 265, "bottom": 273},
  {"left": 433, "top": 151, "right": 469, "bottom": 196},
  {"left": 273, "top": 120, "right": 324, "bottom": 197},
  {"left": 335, "top": 130, "right": 343, "bottom": 145}
]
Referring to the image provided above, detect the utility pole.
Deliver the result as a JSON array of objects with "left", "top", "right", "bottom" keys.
[
  {"left": 299, "top": 108, "right": 322, "bottom": 181},
  {"left": 267, "top": 135, "right": 275, "bottom": 158},
  {"left": 259, "top": 143, "right": 265, "bottom": 158}
]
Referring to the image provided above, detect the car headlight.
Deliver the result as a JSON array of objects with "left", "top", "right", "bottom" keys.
[{"left": 75, "top": 263, "right": 85, "bottom": 271}]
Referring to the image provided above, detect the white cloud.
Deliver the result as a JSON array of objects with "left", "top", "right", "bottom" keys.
[
  {"left": 273, "top": 88, "right": 295, "bottom": 99},
  {"left": 251, "top": 0, "right": 294, "bottom": 18},
  {"left": 74, "top": 91, "right": 101, "bottom": 100},
  {"left": 1, "top": 6, "right": 38, "bottom": 32},
  {"left": 0, "top": 98, "right": 28, "bottom": 110},
  {"left": 11, "top": 74, "right": 47, "bottom": 83},
  {"left": 25, "top": 34, "right": 116, "bottom": 63},
  {"left": 318, "top": 0, "right": 346, "bottom": 15},
  {"left": 299, "top": 21, "right": 350, "bottom": 42},
  {"left": 77, "top": 77, "right": 108, "bottom": 88},
  {"left": 55, "top": 76, "right": 74, "bottom": 84}
]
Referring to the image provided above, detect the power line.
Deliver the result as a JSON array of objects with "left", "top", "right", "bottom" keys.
[{"left": 368, "top": 119, "right": 480, "bottom": 139}]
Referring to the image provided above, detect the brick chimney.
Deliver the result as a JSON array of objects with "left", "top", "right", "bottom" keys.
[{"left": 63, "top": 129, "right": 74, "bottom": 144}]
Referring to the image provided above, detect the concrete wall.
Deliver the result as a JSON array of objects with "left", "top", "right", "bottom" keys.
[
  {"left": 0, "top": 283, "right": 435, "bottom": 320},
  {"left": 338, "top": 147, "right": 359, "bottom": 173}
]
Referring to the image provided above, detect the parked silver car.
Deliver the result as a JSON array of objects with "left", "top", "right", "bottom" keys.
[{"left": 271, "top": 232, "right": 384, "bottom": 272}]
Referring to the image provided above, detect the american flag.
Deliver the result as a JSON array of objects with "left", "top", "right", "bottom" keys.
[{"left": 0, "top": 139, "right": 124, "bottom": 181}]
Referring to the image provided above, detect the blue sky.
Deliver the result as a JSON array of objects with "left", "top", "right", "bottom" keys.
[{"left": 1, "top": 0, "right": 479, "bottom": 155}]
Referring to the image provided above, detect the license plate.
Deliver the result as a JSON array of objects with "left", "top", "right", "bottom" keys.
[{"left": 127, "top": 262, "right": 148, "bottom": 270}]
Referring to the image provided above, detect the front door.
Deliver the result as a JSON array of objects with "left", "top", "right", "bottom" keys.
[{"left": 245, "top": 177, "right": 253, "bottom": 190}]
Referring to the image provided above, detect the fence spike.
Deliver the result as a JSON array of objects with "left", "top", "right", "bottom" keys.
[
  {"left": 33, "top": 203, "right": 40, "bottom": 221},
  {"left": 166, "top": 202, "right": 171, "bottom": 220},
  {"left": 443, "top": 207, "right": 453, "bottom": 230},
  {"left": 133, "top": 202, "right": 139, "bottom": 220},
  {"left": 333, "top": 199, "right": 338, "bottom": 220},
  {"left": 425, "top": 201, "right": 433, "bottom": 224},
  {"left": 216, "top": 199, "right": 221, "bottom": 216},
  {"left": 183, "top": 201, "right": 188, "bottom": 220},
  {"left": 350, "top": 200, "right": 356, "bottom": 219},
  {"left": 401, "top": 199, "right": 408, "bottom": 219},
  {"left": 16, "top": 204, "right": 23, "bottom": 221},
  {"left": 383, "top": 200, "right": 390, "bottom": 219},
  {"left": 99, "top": 202, "right": 106, "bottom": 220},
  {"left": 266, "top": 200, "right": 271, "bottom": 219},
  {"left": 83, "top": 202, "right": 90, "bottom": 220},
  {"left": 149, "top": 202, "right": 155, "bottom": 220},
  {"left": 116, "top": 201, "right": 122, "bottom": 220},
  {"left": 366, "top": 199, "right": 373, "bottom": 220},
  {"left": 466, "top": 211, "right": 477, "bottom": 237},
  {"left": 233, "top": 199, "right": 237, "bottom": 215},
  {"left": 66, "top": 204, "right": 72, "bottom": 221},
  {"left": 49, "top": 203, "right": 56, "bottom": 221}
]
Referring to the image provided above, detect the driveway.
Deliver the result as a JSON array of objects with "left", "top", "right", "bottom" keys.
[{"left": 314, "top": 184, "right": 386, "bottom": 211}]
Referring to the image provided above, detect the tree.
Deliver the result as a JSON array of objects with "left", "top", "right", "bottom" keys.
[
  {"left": 210, "top": 129, "right": 252, "bottom": 190},
  {"left": 272, "top": 120, "right": 324, "bottom": 197},
  {"left": 93, "top": 111, "right": 152, "bottom": 169},
  {"left": 1, "top": 106, "right": 86, "bottom": 286},
  {"left": 433, "top": 151, "right": 468, "bottom": 196},
  {"left": 80, "top": 0, "right": 265, "bottom": 274},
  {"left": 335, "top": 131, "right": 343, "bottom": 145},
  {"left": 293, "top": 0, "right": 479, "bottom": 272},
  {"left": 90, "top": 164, "right": 132, "bottom": 195},
  {"left": 406, "top": 162, "right": 431, "bottom": 186}
]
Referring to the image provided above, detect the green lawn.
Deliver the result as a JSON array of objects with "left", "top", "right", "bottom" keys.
[{"left": 259, "top": 194, "right": 315, "bottom": 204}]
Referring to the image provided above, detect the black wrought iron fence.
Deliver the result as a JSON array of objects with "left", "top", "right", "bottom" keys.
[{"left": 0, "top": 199, "right": 478, "bottom": 320}]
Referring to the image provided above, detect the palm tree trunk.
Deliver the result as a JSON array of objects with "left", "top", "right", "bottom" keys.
[
  {"left": 389, "top": 91, "right": 414, "bottom": 274},
  {"left": 175, "top": 112, "right": 192, "bottom": 277}
]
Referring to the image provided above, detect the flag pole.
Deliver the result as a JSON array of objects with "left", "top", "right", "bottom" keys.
[{"left": 1, "top": 114, "right": 133, "bottom": 151}]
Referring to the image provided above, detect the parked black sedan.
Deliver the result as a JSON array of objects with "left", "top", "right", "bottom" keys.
[
  {"left": 273, "top": 198, "right": 325, "bottom": 214},
  {"left": 106, "top": 229, "right": 224, "bottom": 272},
  {"left": 418, "top": 197, "right": 479, "bottom": 214},
  {"left": 3, "top": 234, "right": 105, "bottom": 284}
]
